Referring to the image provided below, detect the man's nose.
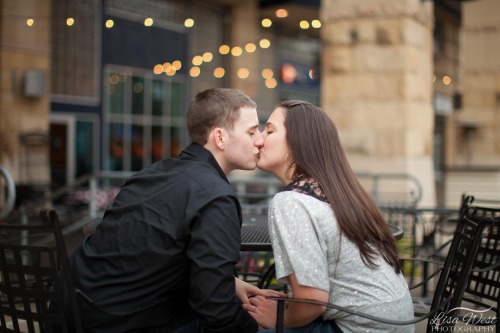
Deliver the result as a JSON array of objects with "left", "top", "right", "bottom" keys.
[{"left": 254, "top": 131, "right": 264, "bottom": 147}]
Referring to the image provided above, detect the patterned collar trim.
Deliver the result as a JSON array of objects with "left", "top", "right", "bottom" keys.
[{"left": 281, "top": 175, "right": 328, "bottom": 203}]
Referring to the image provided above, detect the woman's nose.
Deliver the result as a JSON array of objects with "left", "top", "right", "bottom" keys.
[{"left": 254, "top": 131, "right": 264, "bottom": 147}]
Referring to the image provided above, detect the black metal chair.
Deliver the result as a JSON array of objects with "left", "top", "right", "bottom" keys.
[
  {"left": 379, "top": 196, "right": 475, "bottom": 296},
  {"left": 397, "top": 197, "right": 499, "bottom": 330},
  {"left": 238, "top": 212, "right": 287, "bottom": 292},
  {"left": 268, "top": 207, "right": 494, "bottom": 333},
  {"left": 459, "top": 202, "right": 500, "bottom": 331},
  {"left": 0, "top": 209, "right": 83, "bottom": 333},
  {"left": 237, "top": 251, "right": 276, "bottom": 286},
  {"left": 379, "top": 206, "right": 460, "bottom": 295}
]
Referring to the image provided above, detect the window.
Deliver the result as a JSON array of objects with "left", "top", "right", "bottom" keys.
[
  {"left": 50, "top": 114, "right": 99, "bottom": 188},
  {"left": 51, "top": 0, "right": 100, "bottom": 103},
  {"left": 104, "top": 67, "right": 187, "bottom": 172}
]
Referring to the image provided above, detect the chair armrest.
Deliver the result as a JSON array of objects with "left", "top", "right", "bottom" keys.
[
  {"left": 471, "top": 259, "right": 500, "bottom": 273},
  {"left": 398, "top": 257, "right": 444, "bottom": 290},
  {"left": 267, "top": 295, "right": 453, "bottom": 333}
]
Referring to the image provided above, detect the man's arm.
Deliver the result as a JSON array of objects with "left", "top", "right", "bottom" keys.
[{"left": 187, "top": 196, "right": 258, "bottom": 333}]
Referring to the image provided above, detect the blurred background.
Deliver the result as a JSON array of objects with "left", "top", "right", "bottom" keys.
[{"left": 1, "top": 0, "right": 500, "bottom": 222}]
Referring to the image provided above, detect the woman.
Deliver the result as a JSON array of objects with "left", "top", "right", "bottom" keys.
[{"left": 244, "top": 101, "right": 414, "bottom": 332}]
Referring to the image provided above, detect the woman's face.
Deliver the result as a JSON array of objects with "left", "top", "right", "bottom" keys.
[{"left": 257, "top": 107, "right": 291, "bottom": 184}]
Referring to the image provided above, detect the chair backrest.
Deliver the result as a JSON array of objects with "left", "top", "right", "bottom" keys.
[
  {"left": 462, "top": 204, "right": 500, "bottom": 326},
  {"left": 427, "top": 207, "right": 494, "bottom": 331},
  {"left": 0, "top": 209, "right": 82, "bottom": 333}
]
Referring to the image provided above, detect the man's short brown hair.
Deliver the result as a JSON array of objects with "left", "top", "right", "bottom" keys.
[{"left": 187, "top": 88, "right": 257, "bottom": 145}]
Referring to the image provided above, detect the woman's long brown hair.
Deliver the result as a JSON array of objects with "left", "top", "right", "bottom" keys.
[{"left": 280, "top": 100, "right": 401, "bottom": 273}]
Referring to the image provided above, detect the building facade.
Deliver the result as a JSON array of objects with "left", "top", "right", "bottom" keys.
[{"left": 0, "top": 0, "right": 498, "bottom": 210}]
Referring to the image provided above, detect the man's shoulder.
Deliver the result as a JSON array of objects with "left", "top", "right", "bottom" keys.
[
  {"left": 153, "top": 157, "right": 217, "bottom": 178},
  {"left": 153, "top": 158, "right": 235, "bottom": 195}
]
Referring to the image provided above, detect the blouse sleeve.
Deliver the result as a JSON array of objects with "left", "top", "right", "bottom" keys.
[{"left": 268, "top": 192, "right": 330, "bottom": 292}]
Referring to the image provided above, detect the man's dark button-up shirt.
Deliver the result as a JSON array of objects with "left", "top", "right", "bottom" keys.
[{"left": 68, "top": 143, "right": 258, "bottom": 332}]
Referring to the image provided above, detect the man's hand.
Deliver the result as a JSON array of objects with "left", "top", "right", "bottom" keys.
[{"left": 235, "top": 277, "right": 287, "bottom": 305}]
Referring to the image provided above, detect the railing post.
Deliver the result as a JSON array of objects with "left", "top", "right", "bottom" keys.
[
  {"left": 89, "top": 175, "right": 97, "bottom": 218},
  {"left": 0, "top": 166, "right": 16, "bottom": 220},
  {"left": 276, "top": 299, "right": 285, "bottom": 333},
  {"left": 268, "top": 183, "right": 278, "bottom": 204}
]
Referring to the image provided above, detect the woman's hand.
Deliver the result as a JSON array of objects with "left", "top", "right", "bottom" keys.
[
  {"left": 235, "top": 277, "right": 287, "bottom": 305},
  {"left": 244, "top": 274, "right": 329, "bottom": 329},
  {"left": 243, "top": 295, "right": 281, "bottom": 329}
]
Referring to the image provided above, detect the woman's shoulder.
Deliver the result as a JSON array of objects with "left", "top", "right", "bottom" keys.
[
  {"left": 271, "top": 189, "right": 326, "bottom": 207},
  {"left": 270, "top": 190, "right": 333, "bottom": 222},
  {"left": 279, "top": 175, "right": 328, "bottom": 203}
]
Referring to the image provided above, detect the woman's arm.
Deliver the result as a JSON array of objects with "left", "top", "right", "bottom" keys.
[
  {"left": 283, "top": 274, "right": 329, "bottom": 327},
  {"left": 245, "top": 274, "right": 329, "bottom": 329}
]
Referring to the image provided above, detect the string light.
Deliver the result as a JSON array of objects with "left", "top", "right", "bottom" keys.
[
  {"left": 22, "top": 12, "right": 321, "bottom": 85},
  {"left": 153, "top": 64, "right": 163, "bottom": 74},
  {"left": 276, "top": 9, "right": 288, "bottom": 18},
  {"left": 163, "top": 62, "right": 172, "bottom": 72},
  {"left": 184, "top": 18, "right": 194, "bottom": 28},
  {"left": 261, "top": 18, "right": 272, "bottom": 28},
  {"left": 192, "top": 55, "right": 203, "bottom": 66},
  {"left": 299, "top": 20, "right": 309, "bottom": 29},
  {"left": 237, "top": 68, "right": 250, "bottom": 79},
  {"left": 214, "top": 67, "right": 225, "bottom": 78},
  {"left": 202, "top": 52, "right": 213, "bottom": 62},
  {"left": 150, "top": 8, "right": 317, "bottom": 81},
  {"left": 259, "top": 39, "right": 271, "bottom": 48},
  {"left": 311, "top": 20, "right": 321, "bottom": 28},
  {"left": 190, "top": 67, "right": 200, "bottom": 77},
  {"left": 245, "top": 43, "right": 257, "bottom": 53},
  {"left": 262, "top": 68, "right": 273, "bottom": 79},
  {"left": 166, "top": 67, "right": 176, "bottom": 76},
  {"left": 17, "top": 11, "right": 323, "bottom": 88},
  {"left": 265, "top": 78, "right": 277, "bottom": 88},
  {"left": 443, "top": 75, "right": 452, "bottom": 85},
  {"left": 219, "top": 45, "right": 230, "bottom": 55},
  {"left": 172, "top": 60, "right": 182, "bottom": 70},
  {"left": 231, "top": 47, "right": 243, "bottom": 56}
]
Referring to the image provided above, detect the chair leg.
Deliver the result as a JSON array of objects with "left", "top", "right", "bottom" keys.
[
  {"left": 258, "top": 263, "right": 275, "bottom": 289},
  {"left": 276, "top": 299, "right": 285, "bottom": 333}
]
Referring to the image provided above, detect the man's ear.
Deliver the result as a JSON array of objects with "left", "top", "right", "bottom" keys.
[{"left": 212, "top": 127, "right": 225, "bottom": 150}]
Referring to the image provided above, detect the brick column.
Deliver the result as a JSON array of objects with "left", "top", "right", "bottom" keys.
[
  {"left": 321, "top": 0, "right": 436, "bottom": 206},
  {"left": 228, "top": 0, "right": 261, "bottom": 98}
]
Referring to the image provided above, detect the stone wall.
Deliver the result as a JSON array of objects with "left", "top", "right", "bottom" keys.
[
  {"left": 458, "top": 0, "right": 500, "bottom": 167},
  {"left": 321, "top": 0, "right": 436, "bottom": 206},
  {"left": 0, "top": 0, "right": 51, "bottom": 184}
]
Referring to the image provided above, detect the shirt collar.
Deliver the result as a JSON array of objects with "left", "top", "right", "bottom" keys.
[{"left": 179, "top": 143, "right": 229, "bottom": 183}]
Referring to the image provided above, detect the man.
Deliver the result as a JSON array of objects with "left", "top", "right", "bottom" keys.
[{"left": 65, "top": 88, "right": 271, "bottom": 332}]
